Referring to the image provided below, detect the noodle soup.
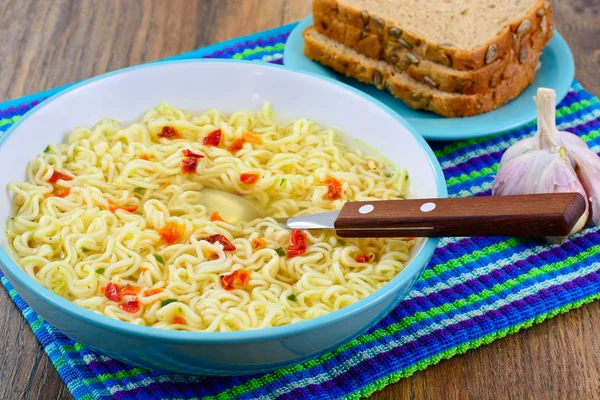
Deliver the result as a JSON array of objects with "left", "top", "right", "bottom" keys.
[{"left": 6, "top": 103, "right": 414, "bottom": 332}]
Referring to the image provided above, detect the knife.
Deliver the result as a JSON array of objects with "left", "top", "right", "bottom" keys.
[{"left": 276, "top": 193, "right": 587, "bottom": 238}]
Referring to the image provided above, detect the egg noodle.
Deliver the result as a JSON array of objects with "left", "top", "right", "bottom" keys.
[{"left": 6, "top": 103, "right": 413, "bottom": 332}]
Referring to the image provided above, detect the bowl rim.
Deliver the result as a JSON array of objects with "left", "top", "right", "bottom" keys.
[{"left": 0, "top": 58, "right": 448, "bottom": 343}]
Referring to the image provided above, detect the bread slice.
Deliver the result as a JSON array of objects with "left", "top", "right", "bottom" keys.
[
  {"left": 313, "top": 6, "right": 553, "bottom": 94},
  {"left": 303, "top": 27, "right": 541, "bottom": 118},
  {"left": 314, "top": 0, "right": 552, "bottom": 71}
]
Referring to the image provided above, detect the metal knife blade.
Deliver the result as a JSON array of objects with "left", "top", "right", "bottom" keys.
[
  {"left": 275, "top": 211, "right": 434, "bottom": 232},
  {"left": 275, "top": 211, "right": 339, "bottom": 230},
  {"left": 275, "top": 210, "right": 435, "bottom": 232}
]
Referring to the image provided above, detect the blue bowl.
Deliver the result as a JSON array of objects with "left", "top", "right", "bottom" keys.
[{"left": 0, "top": 60, "right": 447, "bottom": 375}]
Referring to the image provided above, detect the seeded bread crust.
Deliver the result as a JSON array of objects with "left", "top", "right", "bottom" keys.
[
  {"left": 313, "top": 9, "right": 553, "bottom": 94},
  {"left": 302, "top": 27, "right": 541, "bottom": 118},
  {"left": 314, "top": 0, "right": 552, "bottom": 71}
]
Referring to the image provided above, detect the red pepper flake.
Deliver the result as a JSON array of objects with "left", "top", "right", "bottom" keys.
[
  {"left": 221, "top": 271, "right": 237, "bottom": 291},
  {"left": 203, "top": 129, "right": 222, "bottom": 146},
  {"left": 204, "top": 234, "right": 235, "bottom": 251},
  {"left": 242, "top": 132, "right": 261, "bottom": 144},
  {"left": 405, "top": 237, "right": 415, "bottom": 241},
  {"left": 160, "top": 181, "right": 171, "bottom": 190},
  {"left": 181, "top": 157, "right": 199, "bottom": 174},
  {"left": 287, "top": 229, "right": 307, "bottom": 258},
  {"left": 54, "top": 188, "right": 71, "bottom": 198},
  {"left": 237, "top": 269, "right": 250, "bottom": 285},
  {"left": 102, "top": 282, "right": 121, "bottom": 302},
  {"left": 143, "top": 288, "right": 163, "bottom": 296},
  {"left": 119, "top": 299, "right": 140, "bottom": 313},
  {"left": 173, "top": 316, "right": 185, "bottom": 324},
  {"left": 240, "top": 173, "right": 259, "bottom": 185},
  {"left": 181, "top": 149, "right": 204, "bottom": 174},
  {"left": 120, "top": 284, "right": 141, "bottom": 296},
  {"left": 182, "top": 149, "right": 204, "bottom": 159},
  {"left": 210, "top": 212, "right": 224, "bottom": 222},
  {"left": 158, "top": 221, "right": 186, "bottom": 244},
  {"left": 102, "top": 283, "right": 142, "bottom": 312},
  {"left": 48, "top": 171, "right": 73, "bottom": 184},
  {"left": 45, "top": 188, "right": 71, "bottom": 198},
  {"left": 323, "top": 177, "right": 343, "bottom": 200},
  {"left": 139, "top": 154, "right": 150, "bottom": 160},
  {"left": 140, "top": 267, "right": 148, "bottom": 273},
  {"left": 109, "top": 202, "right": 138, "bottom": 213},
  {"left": 228, "top": 138, "right": 246, "bottom": 153},
  {"left": 206, "top": 251, "right": 219, "bottom": 261},
  {"left": 158, "top": 126, "right": 180, "bottom": 139},
  {"left": 220, "top": 269, "right": 250, "bottom": 291},
  {"left": 355, "top": 254, "right": 373, "bottom": 263},
  {"left": 251, "top": 238, "right": 267, "bottom": 252}
]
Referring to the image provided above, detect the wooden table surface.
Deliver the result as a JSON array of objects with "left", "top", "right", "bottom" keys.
[{"left": 1, "top": 0, "right": 599, "bottom": 399}]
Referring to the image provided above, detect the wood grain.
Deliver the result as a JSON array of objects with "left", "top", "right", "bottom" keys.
[{"left": 0, "top": 0, "right": 599, "bottom": 399}]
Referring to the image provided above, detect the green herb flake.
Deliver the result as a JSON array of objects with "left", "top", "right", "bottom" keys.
[
  {"left": 95, "top": 268, "right": 105, "bottom": 274},
  {"left": 337, "top": 239, "right": 347, "bottom": 246},
  {"left": 287, "top": 294, "right": 297, "bottom": 302},
  {"left": 405, "top": 175, "right": 409, "bottom": 181},
  {"left": 385, "top": 172, "right": 393, "bottom": 178},
  {"left": 280, "top": 178, "right": 286, "bottom": 186},
  {"left": 153, "top": 254, "right": 165, "bottom": 264},
  {"left": 275, "top": 247, "right": 286, "bottom": 257},
  {"left": 43, "top": 146, "right": 51, "bottom": 153},
  {"left": 160, "top": 299, "right": 178, "bottom": 308},
  {"left": 133, "top": 187, "right": 145, "bottom": 194},
  {"left": 10, "top": 217, "right": 15, "bottom": 221}
]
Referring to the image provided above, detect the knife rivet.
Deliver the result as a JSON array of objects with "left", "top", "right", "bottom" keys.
[
  {"left": 420, "top": 202, "right": 436, "bottom": 212},
  {"left": 359, "top": 204, "right": 374, "bottom": 214}
]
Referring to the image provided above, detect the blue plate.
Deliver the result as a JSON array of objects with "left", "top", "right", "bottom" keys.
[{"left": 284, "top": 16, "right": 575, "bottom": 141}]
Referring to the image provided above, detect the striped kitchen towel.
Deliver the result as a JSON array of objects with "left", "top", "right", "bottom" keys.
[{"left": 1, "top": 23, "right": 600, "bottom": 399}]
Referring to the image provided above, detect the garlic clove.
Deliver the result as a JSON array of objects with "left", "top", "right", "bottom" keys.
[
  {"left": 574, "top": 162, "right": 600, "bottom": 225},
  {"left": 492, "top": 154, "right": 530, "bottom": 195},
  {"left": 560, "top": 130, "right": 589, "bottom": 151},
  {"left": 569, "top": 147, "right": 600, "bottom": 225},
  {"left": 498, "top": 135, "right": 538, "bottom": 170}
]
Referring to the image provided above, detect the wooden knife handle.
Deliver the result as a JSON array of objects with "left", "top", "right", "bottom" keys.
[{"left": 334, "top": 193, "right": 587, "bottom": 238}]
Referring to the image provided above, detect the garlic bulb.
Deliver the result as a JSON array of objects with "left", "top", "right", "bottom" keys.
[{"left": 493, "top": 88, "right": 600, "bottom": 237}]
